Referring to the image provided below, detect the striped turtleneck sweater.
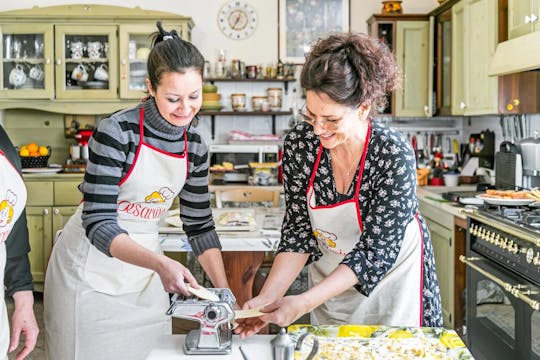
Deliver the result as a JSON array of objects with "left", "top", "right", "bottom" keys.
[{"left": 80, "top": 97, "right": 221, "bottom": 257}]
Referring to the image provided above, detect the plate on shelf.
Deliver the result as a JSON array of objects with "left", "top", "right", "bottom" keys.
[
  {"left": 475, "top": 195, "right": 534, "bottom": 206},
  {"left": 22, "top": 167, "right": 62, "bottom": 174}
]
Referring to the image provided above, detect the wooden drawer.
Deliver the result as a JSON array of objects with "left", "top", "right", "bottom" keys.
[
  {"left": 25, "top": 181, "right": 54, "bottom": 206},
  {"left": 54, "top": 180, "right": 83, "bottom": 206}
]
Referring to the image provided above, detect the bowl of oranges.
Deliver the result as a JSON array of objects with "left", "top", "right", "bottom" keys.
[{"left": 18, "top": 143, "right": 51, "bottom": 168}]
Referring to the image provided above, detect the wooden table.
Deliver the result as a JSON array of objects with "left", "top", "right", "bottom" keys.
[{"left": 159, "top": 208, "right": 282, "bottom": 307}]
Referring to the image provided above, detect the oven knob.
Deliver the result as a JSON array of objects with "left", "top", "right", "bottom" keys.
[
  {"left": 501, "top": 238, "right": 508, "bottom": 250},
  {"left": 506, "top": 240, "right": 514, "bottom": 253},
  {"left": 469, "top": 224, "right": 475, "bottom": 235},
  {"left": 534, "top": 252, "right": 540, "bottom": 266},
  {"left": 495, "top": 234, "right": 501, "bottom": 246},
  {"left": 510, "top": 243, "right": 519, "bottom": 254},
  {"left": 480, "top": 228, "right": 486, "bottom": 239},
  {"left": 526, "top": 248, "right": 534, "bottom": 264}
]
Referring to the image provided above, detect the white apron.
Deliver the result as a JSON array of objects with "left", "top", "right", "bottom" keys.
[
  {"left": 307, "top": 140, "right": 425, "bottom": 327},
  {"left": 44, "top": 107, "right": 188, "bottom": 360},
  {"left": 0, "top": 150, "right": 27, "bottom": 360}
]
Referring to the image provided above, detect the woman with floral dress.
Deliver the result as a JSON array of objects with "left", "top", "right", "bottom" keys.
[{"left": 236, "top": 32, "right": 442, "bottom": 336}]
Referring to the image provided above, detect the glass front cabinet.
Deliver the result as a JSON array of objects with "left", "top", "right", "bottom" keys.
[
  {"left": 55, "top": 25, "right": 117, "bottom": 99},
  {"left": 118, "top": 23, "right": 191, "bottom": 99},
  {"left": 0, "top": 24, "right": 54, "bottom": 99},
  {"left": 0, "top": 5, "right": 193, "bottom": 111}
]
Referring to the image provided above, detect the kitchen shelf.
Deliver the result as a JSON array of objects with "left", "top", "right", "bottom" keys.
[
  {"left": 199, "top": 110, "right": 292, "bottom": 139},
  {"left": 205, "top": 77, "right": 296, "bottom": 93}
]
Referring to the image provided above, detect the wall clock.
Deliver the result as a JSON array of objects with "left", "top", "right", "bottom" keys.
[{"left": 218, "top": 0, "right": 258, "bottom": 40}]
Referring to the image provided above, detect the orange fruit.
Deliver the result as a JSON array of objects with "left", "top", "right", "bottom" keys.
[
  {"left": 38, "top": 146, "right": 49, "bottom": 156},
  {"left": 19, "top": 148, "right": 30, "bottom": 157},
  {"left": 27, "top": 143, "right": 39, "bottom": 153},
  {"left": 29, "top": 151, "right": 40, "bottom": 157}
]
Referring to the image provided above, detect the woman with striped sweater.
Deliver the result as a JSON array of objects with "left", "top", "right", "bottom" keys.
[{"left": 44, "top": 23, "right": 230, "bottom": 360}]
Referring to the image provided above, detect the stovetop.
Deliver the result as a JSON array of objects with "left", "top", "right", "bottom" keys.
[{"left": 476, "top": 204, "right": 540, "bottom": 237}]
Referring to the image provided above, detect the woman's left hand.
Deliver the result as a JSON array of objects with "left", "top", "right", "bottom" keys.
[
  {"left": 9, "top": 291, "right": 39, "bottom": 360},
  {"left": 237, "top": 294, "right": 309, "bottom": 338},
  {"left": 262, "top": 295, "right": 309, "bottom": 328}
]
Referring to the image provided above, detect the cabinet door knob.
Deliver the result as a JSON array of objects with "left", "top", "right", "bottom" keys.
[
  {"left": 121, "top": 59, "right": 127, "bottom": 65},
  {"left": 56, "top": 59, "right": 62, "bottom": 65},
  {"left": 525, "top": 14, "right": 538, "bottom": 23},
  {"left": 43, "top": 208, "right": 49, "bottom": 215},
  {"left": 459, "top": 101, "right": 466, "bottom": 110},
  {"left": 53, "top": 208, "right": 60, "bottom": 215},
  {"left": 45, "top": 58, "right": 51, "bottom": 65},
  {"left": 423, "top": 105, "right": 430, "bottom": 116}
]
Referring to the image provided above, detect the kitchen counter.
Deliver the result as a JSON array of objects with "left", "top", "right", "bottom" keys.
[
  {"left": 416, "top": 185, "right": 476, "bottom": 219},
  {"left": 146, "top": 335, "right": 273, "bottom": 359}
]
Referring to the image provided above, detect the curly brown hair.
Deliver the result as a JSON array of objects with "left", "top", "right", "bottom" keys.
[{"left": 300, "top": 32, "right": 401, "bottom": 117}]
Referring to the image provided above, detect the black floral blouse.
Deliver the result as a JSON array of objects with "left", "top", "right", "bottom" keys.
[{"left": 279, "top": 120, "right": 443, "bottom": 327}]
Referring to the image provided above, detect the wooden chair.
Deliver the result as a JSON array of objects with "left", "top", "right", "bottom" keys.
[
  {"left": 214, "top": 187, "right": 281, "bottom": 295},
  {"left": 214, "top": 188, "right": 280, "bottom": 208}
]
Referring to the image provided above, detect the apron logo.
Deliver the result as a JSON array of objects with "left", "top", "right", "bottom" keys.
[
  {"left": 144, "top": 187, "right": 174, "bottom": 203},
  {"left": 313, "top": 228, "right": 347, "bottom": 255},
  {"left": 0, "top": 189, "right": 17, "bottom": 228}
]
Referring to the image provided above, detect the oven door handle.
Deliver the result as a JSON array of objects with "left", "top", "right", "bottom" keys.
[{"left": 459, "top": 256, "right": 540, "bottom": 311}]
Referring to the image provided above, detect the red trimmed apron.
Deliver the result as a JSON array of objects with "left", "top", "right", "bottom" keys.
[
  {"left": 0, "top": 150, "right": 27, "bottom": 359},
  {"left": 45, "top": 107, "right": 188, "bottom": 360},
  {"left": 306, "top": 127, "right": 424, "bottom": 327}
]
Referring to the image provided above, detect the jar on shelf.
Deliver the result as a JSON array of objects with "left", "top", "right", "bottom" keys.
[
  {"left": 231, "top": 93, "right": 247, "bottom": 111},
  {"left": 251, "top": 96, "right": 267, "bottom": 111},
  {"left": 266, "top": 87, "right": 283, "bottom": 111}
]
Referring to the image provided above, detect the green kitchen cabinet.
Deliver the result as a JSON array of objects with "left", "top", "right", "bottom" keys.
[
  {"left": 451, "top": 0, "right": 498, "bottom": 116},
  {"left": 418, "top": 199, "right": 455, "bottom": 329},
  {"left": 118, "top": 23, "right": 191, "bottom": 99},
  {"left": 508, "top": 0, "right": 540, "bottom": 39},
  {"left": 25, "top": 177, "right": 82, "bottom": 291},
  {"left": 395, "top": 21, "right": 431, "bottom": 117},
  {"left": 367, "top": 14, "right": 430, "bottom": 117},
  {"left": 0, "top": 23, "right": 54, "bottom": 99},
  {"left": 0, "top": 5, "right": 193, "bottom": 114},
  {"left": 26, "top": 205, "right": 76, "bottom": 292}
]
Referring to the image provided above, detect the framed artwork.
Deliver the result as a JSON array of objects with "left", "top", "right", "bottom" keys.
[{"left": 278, "top": 0, "right": 350, "bottom": 63}]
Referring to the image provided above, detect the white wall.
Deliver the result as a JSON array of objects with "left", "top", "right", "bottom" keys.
[{"left": 0, "top": 0, "right": 438, "bottom": 64}]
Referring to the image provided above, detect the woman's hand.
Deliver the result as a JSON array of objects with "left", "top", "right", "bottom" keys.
[
  {"left": 234, "top": 294, "right": 275, "bottom": 338},
  {"left": 9, "top": 291, "right": 39, "bottom": 360},
  {"left": 261, "top": 295, "right": 309, "bottom": 328},
  {"left": 155, "top": 255, "right": 198, "bottom": 295}
]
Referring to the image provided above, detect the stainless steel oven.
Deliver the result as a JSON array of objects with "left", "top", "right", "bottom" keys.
[{"left": 461, "top": 208, "right": 540, "bottom": 360}]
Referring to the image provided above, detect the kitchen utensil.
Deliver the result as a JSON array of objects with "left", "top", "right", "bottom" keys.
[
  {"left": 495, "top": 141, "right": 523, "bottom": 189},
  {"left": 93, "top": 64, "right": 108, "bottom": 81},
  {"left": 271, "top": 328, "right": 295, "bottom": 360},
  {"left": 166, "top": 289, "right": 235, "bottom": 355},
  {"left": 71, "top": 64, "right": 88, "bottom": 82},
  {"left": 9, "top": 64, "right": 27, "bottom": 87},
  {"left": 519, "top": 131, "right": 540, "bottom": 170}
]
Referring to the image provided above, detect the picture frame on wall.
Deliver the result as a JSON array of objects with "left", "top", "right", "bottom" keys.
[{"left": 278, "top": 0, "right": 350, "bottom": 64}]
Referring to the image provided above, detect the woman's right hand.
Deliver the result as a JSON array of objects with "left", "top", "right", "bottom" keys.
[
  {"left": 155, "top": 255, "right": 198, "bottom": 295},
  {"left": 234, "top": 294, "right": 277, "bottom": 337}
]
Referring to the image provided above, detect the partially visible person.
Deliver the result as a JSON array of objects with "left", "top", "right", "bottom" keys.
[
  {"left": 236, "top": 32, "right": 442, "bottom": 337},
  {"left": 0, "top": 125, "right": 39, "bottom": 360},
  {"left": 44, "top": 22, "right": 230, "bottom": 360}
]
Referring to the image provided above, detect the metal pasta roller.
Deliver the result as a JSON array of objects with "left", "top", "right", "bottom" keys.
[{"left": 166, "top": 288, "right": 236, "bottom": 355}]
